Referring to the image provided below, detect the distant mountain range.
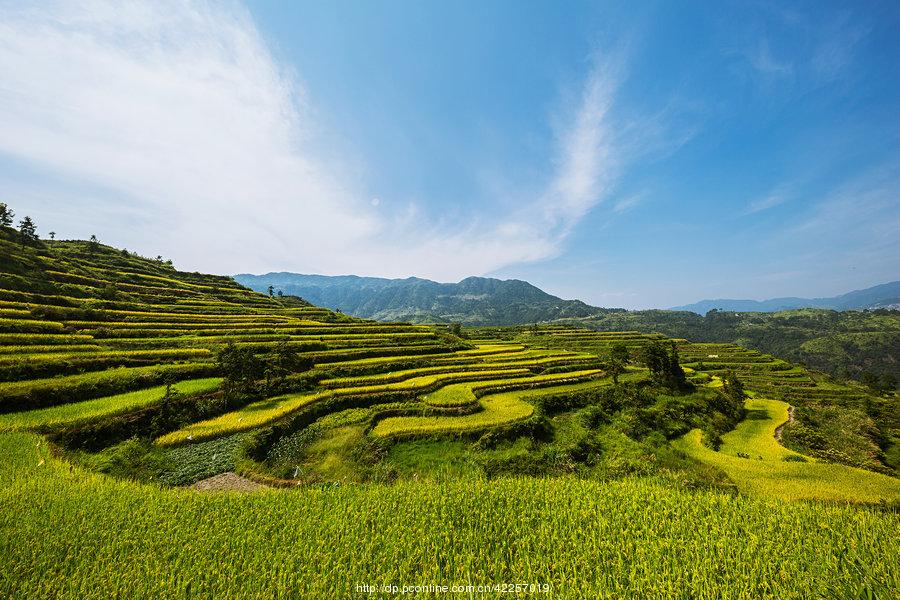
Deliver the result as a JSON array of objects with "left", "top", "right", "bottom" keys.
[
  {"left": 671, "top": 281, "right": 900, "bottom": 314},
  {"left": 232, "top": 273, "right": 601, "bottom": 325}
]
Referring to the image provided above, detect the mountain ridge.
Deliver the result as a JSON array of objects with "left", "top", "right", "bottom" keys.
[
  {"left": 233, "top": 272, "right": 601, "bottom": 325},
  {"left": 671, "top": 280, "right": 900, "bottom": 314}
]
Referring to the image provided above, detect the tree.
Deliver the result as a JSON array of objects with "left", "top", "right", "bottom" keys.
[
  {"left": 267, "top": 285, "right": 274, "bottom": 297},
  {"left": 216, "top": 343, "right": 265, "bottom": 396},
  {"left": 18, "top": 216, "right": 37, "bottom": 245},
  {"left": 100, "top": 284, "right": 118, "bottom": 300},
  {"left": 0, "top": 203, "right": 13, "bottom": 227},
  {"left": 264, "top": 341, "right": 313, "bottom": 389},
  {"left": 448, "top": 322, "right": 464, "bottom": 337},
  {"left": 88, "top": 234, "right": 99, "bottom": 254},
  {"left": 48, "top": 231, "right": 56, "bottom": 241},
  {"left": 722, "top": 370, "right": 746, "bottom": 404},
  {"left": 641, "top": 341, "right": 689, "bottom": 392},
  {"left": 860, "top": 371, "right": 879, "bottom": 391},
  {"left": 607, "top": 343, "right": 630, "bottom": 384},
  {"left": 156, "top": 255, "right": 163, "bottom": 262},
  {"left": 277, "top": 289, "right": 283, "bottom": 298}
]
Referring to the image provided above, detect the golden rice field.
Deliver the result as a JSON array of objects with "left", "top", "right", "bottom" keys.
[{"left": 675, "top": 398, "right": 900, "bottom": 503}]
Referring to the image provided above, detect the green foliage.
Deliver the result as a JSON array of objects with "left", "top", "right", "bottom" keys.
[
  {"left": 641, "top": 341, "right": 690, "bottom": 392},
  {"left": 0, "top": 202, "right": 13, "bottom": 227},
  {"left": 216, "top": 343, "right": 264, "bottom": 396}
]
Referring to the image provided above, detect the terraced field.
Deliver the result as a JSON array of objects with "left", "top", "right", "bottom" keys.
[
  {"left": 0, "top": 233, "right": 620, "bottom": 485},
  {"left": 3, "top": 228, "right": 900, "bottom": 597}
]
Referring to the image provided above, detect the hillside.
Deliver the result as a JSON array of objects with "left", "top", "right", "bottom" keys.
[
  {"left": 2, "top": 224, "right": 900, "bottom": 597},
  {"left": 233, "top": 272, "right": 600, "bottom": 324},
  {"left": 565, "top": 308, "right": 900, "bottom": 385},
  {"left": 672, "top": 280, "right": 900, "bottom": 313},
  {"left": 234, "top": 273, "right": 900, "bottom": 385}
]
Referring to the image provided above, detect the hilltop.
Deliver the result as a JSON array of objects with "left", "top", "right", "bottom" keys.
[{"left": 233, "top": 272, "right": 600, "bottom": 325}]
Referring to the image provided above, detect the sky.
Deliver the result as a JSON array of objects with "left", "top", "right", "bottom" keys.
[{"left": 1, "top": 1, "right": 898, "bottom": 309}]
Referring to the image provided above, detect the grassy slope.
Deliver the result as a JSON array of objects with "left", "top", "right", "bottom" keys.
[
  {"left": 566, "top": 308, "right": 900, "bottom": 381},
  {"left": 675, "top": 398, "right": 900, "bottom": 502},
  {"left": 2, "top": 432, "right": 898, "bottom": 599}
]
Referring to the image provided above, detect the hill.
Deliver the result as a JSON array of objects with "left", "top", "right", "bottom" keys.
[
  {"left": 672, "top": 280, "right": 900, "bottom": 313},
  {"left": 2, "top": 219, "right": 899, "bottom": 597},
  {"left": 235, "top": 272, "right": 900, "bottom": 385},
  {"left": 233, "top": 272, "right": 600, "bottom": 325},
  {"left": 565, "top": 308, "right": 900, "bottom": 385}
]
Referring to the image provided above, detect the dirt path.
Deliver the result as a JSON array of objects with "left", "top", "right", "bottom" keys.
[
  {"left": 774, "top": 405, "right": 795, "bottom": 442},
  {"left": 190, "top": 472, "right": 266, "bottom": 492}
]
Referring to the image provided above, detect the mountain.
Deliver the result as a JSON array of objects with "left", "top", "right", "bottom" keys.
[
  {"left": 672, "top": 281, "right": 900, "bottom": 314},
  {"left": 232, "top": 273, "right": 601, "bottom": 325}
]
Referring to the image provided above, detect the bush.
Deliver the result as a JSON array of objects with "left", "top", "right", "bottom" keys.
[{"left": 783, "top": 454, "right": 808, "bottom": 462}]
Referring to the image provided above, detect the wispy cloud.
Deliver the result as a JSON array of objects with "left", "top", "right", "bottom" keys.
[
  {"left": 743, "top": 184, "right": 793, "bottom": 215},
  {"left": 747, "top": 38, "right": 793, "bottom": 78},
  {"left": 612, "top": 192, "right": 646, "bottom": 214},
  {"left": 0, "top": 1, "right": 688, "bottom": 282},
  {"left": 0, "top": 0, "right": 376, "bottom": 274}
]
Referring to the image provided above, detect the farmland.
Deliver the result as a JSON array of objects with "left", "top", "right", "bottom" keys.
[{"left": 1, "top": 225, "right": 899, "bottom": 597}]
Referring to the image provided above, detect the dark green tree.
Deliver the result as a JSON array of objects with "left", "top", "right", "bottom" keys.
[
  {"left": 216, "top": 343, "right": 265, "bottom": 396},
  {"left": 88, "top": 234, "right": 99, "bottom": 253},
  {"left": 264, "top": 341, "right": 313, "bottom": 389},
  {"left": 607, "top": 343, "right": 630, "bottom": 384},
  {"left": 0, "top": 203, "right": 13, "bottom": 227},
  {"left": 641, "top": 341, "right": 689, "bottom": 392},
  {"left": 267, "top": 285, "right": 274, "bottom": 297},
  {"left": 722, "top": 370, "right": 746, "bottom": 404},
  {"left": 48, "top": 231, "right": 56, "bottom": 241},
  {"left": 18, "top": 216, "right": 37, "bottom": 245}
]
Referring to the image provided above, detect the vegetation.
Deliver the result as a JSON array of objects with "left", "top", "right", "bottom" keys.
[
  {"left": 1, "top": 211, "right": 899, "bottom": 597},
  {"left": 3, "top": 432, "right": 900, "bottom": 599},
  {"left": 675, "top": 398, "right": 900, "bottom": 503},
  {"left": 567, "top": 307, "right": 900, "bottom": 384}
]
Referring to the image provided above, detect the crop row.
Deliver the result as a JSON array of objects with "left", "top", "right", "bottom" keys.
[
  {"left": 0, "top": 378, "right": 222, "bottom": 432},
  {"left": 0, "top": 363, "right": 218, "bottom": 412},
  {"left": 156, "top": 368, "right": 546, "bottom": 446}
]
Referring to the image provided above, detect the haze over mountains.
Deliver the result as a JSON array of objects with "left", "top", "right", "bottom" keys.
[
  {"left": 234, "top": 273, "right": 900, "bottom": 322},
  {"left": 672, "top": 281, "right": 900, "bottom": 314}
]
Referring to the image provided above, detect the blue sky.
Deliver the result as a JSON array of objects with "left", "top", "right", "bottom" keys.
[{"left": 1, "top": 1, "right": 898, "bottom": 308}]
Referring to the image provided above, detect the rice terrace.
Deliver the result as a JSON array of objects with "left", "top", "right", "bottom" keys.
[{"left": 2, "top": 1, "right": 900, "bottom": 598}]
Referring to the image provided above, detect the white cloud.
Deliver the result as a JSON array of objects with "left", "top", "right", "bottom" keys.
[
  {"left": 743, "top": 185, "right": 792, "bottom": 215},
  {"left": 748, "top": 38, "right": 793, "bottom": 78},
  {"left": 0, "top": 0, "right": 375, "bottom": 273},
  {"left": 612, "top": 192, "right": 646, "bottom": 214},
  {"left": 0, "top": 2, "right": 681, "bottom": 282}
]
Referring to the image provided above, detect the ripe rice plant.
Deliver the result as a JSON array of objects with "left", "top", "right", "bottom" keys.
[
  {"left": 674, "top": 398, "right": 900, "bottom": 502},
  {"left": 373, "top": 377, "right": 603, "bottom": 437},
  {"left": 0, "top": 378, "right": 221, "bottom": 432},
  {"left": 5, "top": 431, "right": 897, "bottom": 599},
  {"left": 157, "top": 368, "right": 537, "bottom": 445}
]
